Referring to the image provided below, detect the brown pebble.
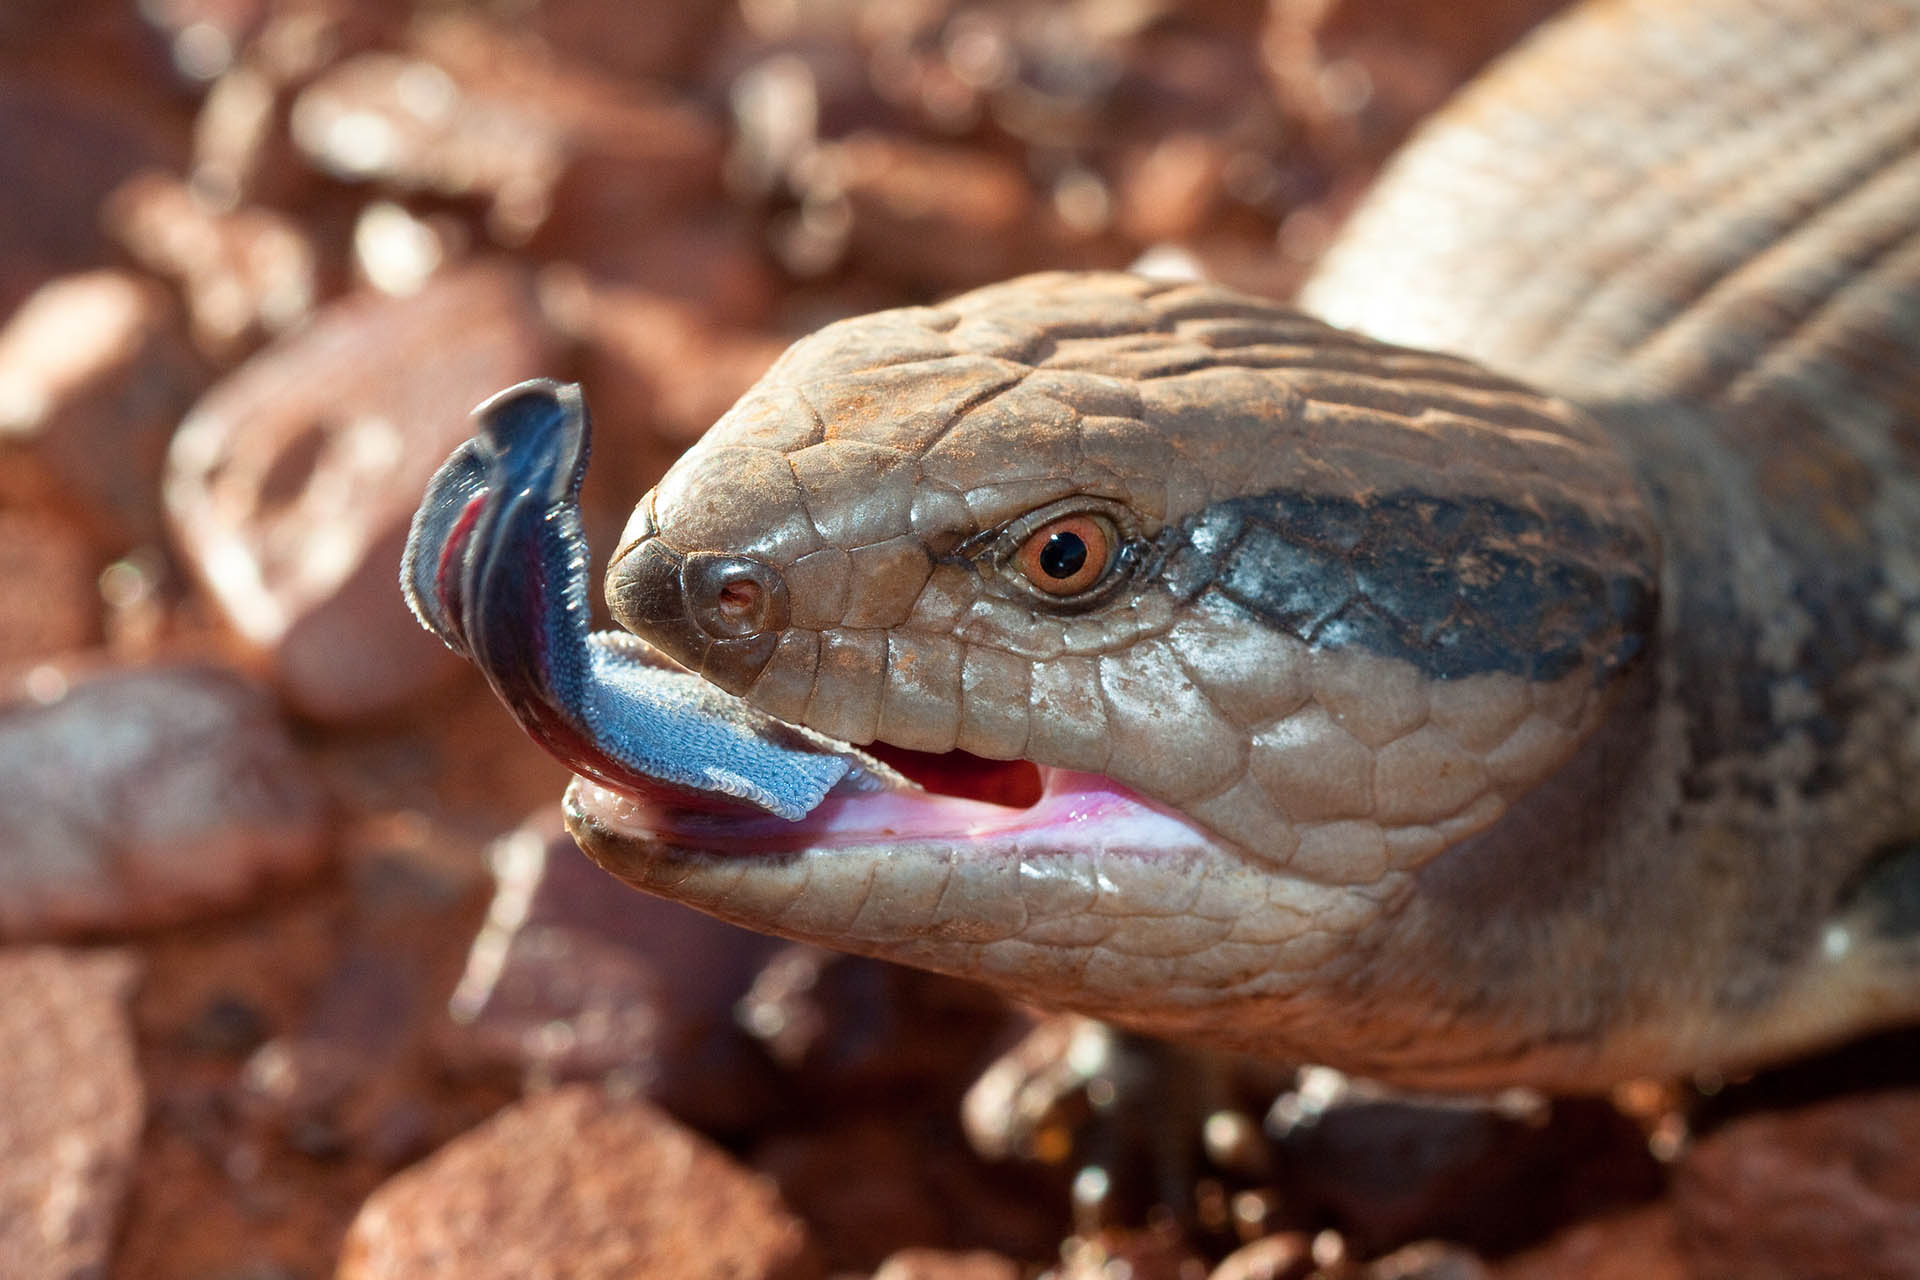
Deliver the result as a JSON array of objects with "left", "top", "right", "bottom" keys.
[
  {"left": 0, "top": 270, "right": 205, "bottom": 546},
  {"left": 0, "top": 663, "right": 329, "bottom": 938},
  {"left": 1673, "top": 1089, "right": 1920, "bottom": 1280},
  {"left": 338, "top": 1084, "right": 823, "bottom": 1280},
  {"left": 440, "top": 809, "right": 786, "bottom": 1134},
  {"left": 1363, "top": 1240, "right": 1492, "bottom": 1280},
  {"left": 0, "top": 946, "right": 144, "bottom": 1280},
  {"left": 872, "top": 1247, "right": 1023, "bottom": 1280},
  {"left": 291, "top": 19, "right": 720, "bottom": 248},
  {"left": 1208, "top": 1233, "right": 1313, "bottom": 1280},
  {"left": 1051, "top": 1228, "right": 1209, "bottom": 1280},
  {"left": 1494, "top": 1205, "right": 1687, "bottom": 1280},
  {"left": 103, "top": 171, "right": 317, "bottom": 359}
]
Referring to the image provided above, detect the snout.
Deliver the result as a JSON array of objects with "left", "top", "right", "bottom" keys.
[{"left": 607, "top": 499, "right": 789, "bottom": 692}]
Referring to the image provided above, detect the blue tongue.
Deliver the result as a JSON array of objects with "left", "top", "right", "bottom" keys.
[{"left": 401, "top": 379, "right": 863, "bottom": 820}]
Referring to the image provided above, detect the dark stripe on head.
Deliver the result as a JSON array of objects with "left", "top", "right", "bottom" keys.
[{"left": 1158, "top": 489, "right": 1657, "bottom": 683}]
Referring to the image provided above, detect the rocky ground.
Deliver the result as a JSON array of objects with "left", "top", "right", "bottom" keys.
[{"left": 2, "top": 1, "right": 1918, "bottom": 1277}]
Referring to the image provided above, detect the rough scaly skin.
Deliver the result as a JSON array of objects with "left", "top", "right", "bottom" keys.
[{"left": 566, "top": 0, "right": 1920, "bottom": 1090}]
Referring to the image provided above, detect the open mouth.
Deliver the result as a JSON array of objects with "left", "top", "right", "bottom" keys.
[
  {"left": 568, "top": 710, "right": 1203, "bottom": 860},
  {"left": 543, "top": 634, "right": 1211, "bottom": 863},
  {"left": 862, "top": 744, "right": 1043, "bottom": 809},
  {"left": 401, "top": 378, "right": 1206, "bottom": 860}
]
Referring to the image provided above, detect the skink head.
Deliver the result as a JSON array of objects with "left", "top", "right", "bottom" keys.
[
  {"left": 570, "top": 274, "right": 1671, "bottom": 1087},
  {"left": 604, "top": 274, "right": 1657, "bottom": 860}
]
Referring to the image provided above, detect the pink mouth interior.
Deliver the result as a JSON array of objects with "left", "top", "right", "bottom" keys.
[
  {"left": 579, "top": 743, "right": 1207, "bottom": 855},
  {"left": 862, "top": 744, "right": 1043, "bottom": 808}
]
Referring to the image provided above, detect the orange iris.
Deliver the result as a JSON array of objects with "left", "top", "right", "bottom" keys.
[{"left": 1014, "top": 514, "right": 1113, "bottom": 596}]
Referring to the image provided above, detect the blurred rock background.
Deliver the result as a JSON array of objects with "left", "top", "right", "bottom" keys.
[{"left": 3, "top": 1, "right": 1916, "bottom": 1277}]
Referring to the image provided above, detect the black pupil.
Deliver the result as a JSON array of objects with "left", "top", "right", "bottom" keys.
[{"left": 1039, "top": 530, "right": 1089, "bottom": 580}]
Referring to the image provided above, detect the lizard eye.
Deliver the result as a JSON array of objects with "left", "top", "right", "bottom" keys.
[
  {"left": 970, "top": 496, "right": 1142, "bottom": 610},
  {"left": 1015, "top": 514, "right": 1115, "bottom": 596}
]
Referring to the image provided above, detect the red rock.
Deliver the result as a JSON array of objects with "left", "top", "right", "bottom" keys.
[
  {"left": 0, "top": 946, "right": 144, "bottom": 1280},
  {"left": 104, "top": 171, "right": 318, "bottom": 359},
  {"left": 1673, "top": 1089, "right": 1920, "bottom": 1280},
  {"left": 713, "top": 36, "right": 893, "bottom": 200},
  {"left": 1051, "top": 1229, "right": 1208, "bottom": 1280},
  {"left": 1362, "top": 1241, "right": 1493, "bottom": 1280},
  {"left": 337, "top": 1085, "right": 823, "bottom": 1280},
  {"left": 239, "top": 951, "right": 420, "bottom": 1137},
  {"left": 872, "top": 1247, "right": 1022, "bottom": 1280},
  {"left": 440, "top": 809, "right": 787, "bottom": 1133},
  {"left": 231, "top": 838, "right": 486, "bottom": 1169},
  {"left": 290, "top": 19, "right": 722, "bottom": 248},
  {"left": 1495, "top": 1205, "right": 1688, "bottom": 1280},
  {"left": 0, "top": 0, "right": 77, "bottom": 44},
  {"left": 191, "top": 60, "right": 297, "bottom": 210},
  {"left": 0, "top": 663, "right": 329, "bottom": 938},
  {"left": 7, "top": 0, "right": 207, "bottom": 123},
  {"left": 163, "top": 262, "right": 558, "bottom": 720},
  {"left": 1117, "top": 23, "right": 1281, "bottom": 132},
  {"left": 1207, "top": 1233, "right": 1313, "bottom": 1280},
  {"left": 289, "top": 49, "right": 557, "bottom": 225},
  {"left": 0, "top": 270, "right": 207, "bottom": 547},
  {"left": 183, "top": 3, "right": 406, "bottom": 211},
  {"left": 438, "top": 806, "right": 1030, "bottom": 1143},
  {"left": 0, "top": 510, "right": 101, "bottom": 664}
]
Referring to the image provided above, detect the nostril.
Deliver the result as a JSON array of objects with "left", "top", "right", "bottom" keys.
[
  {"left": 684, "top": 553, "right": 789, "bottom": 639},
  {"left": 606, "top": 540, "right": 787, "bottom": 692},
  {"left": 715, "top": 580, "right": 761, "bottom": 625}
]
